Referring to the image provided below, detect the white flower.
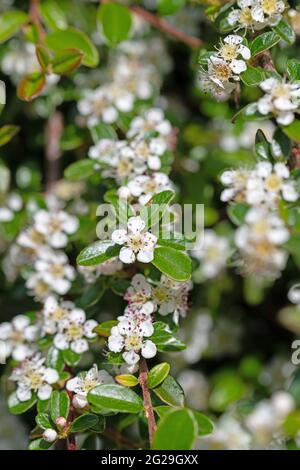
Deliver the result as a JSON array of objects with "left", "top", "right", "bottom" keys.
[
  {"left": 108, "top": 318, "right": 157, "bottom": 365},
  {"left": 152, "top": 275, "right": 193, "bottom": 324},
  {"left": 193, "top": 230, "right": 230, "bottom": 279},
  {"left": 0, "top": 315, "right": 40, "bottom": 362},
  {"left": 124, "top": 273, "right": 153, "bottom": 304},
  {"left": 53, "top": 308, "right": 98, "bottom": 354},
  {"left": 9, "top": 354, "right": 59, "bottom": 402},
  {"left": 41, "top": 296, "right": 75, "bottom": 336},
  {"left": 199, "top": 71, "right": 236, "bottom": 101},
  {"left": 0, "top": 193, "right": 22, "bottom": 222},
  {"left": 235, "top": 207, "right": 289, "bottom": 277},
  {"left": 66, "top": 364, "right": 113, "bottom": 408},
  {"left": 220, "top": 168, "right": 250, "bottom": 202},
  {"left": 217, "top": 35, "right": 251, "bottom": 74},
  {"left": 228, "top": 0, "right": 285, "bottom": 30},
  {"left": 119, "top": 173, "right": 173, "bottom": 206},
  {"left": 198, "top": 415, "right": 251, "bottom": 450},
  {"left": 17, "top": 227, "right": 45, "bottom": 251},
  {"left": 130, "top": 137, "right": 167, "bottom": 171},
  {"left": 111, "top": 216, "right": 157, "bottom": 264},
  {"left": 247, "top": 162, "right": 298, "bottom": 206},
  {"left": 258, "top": 77, "right": 300, "bottom": 125},
  {"left": 127, "top": 108, "right": 172, "bottom": 141},
  {"left": 33, "top": 210, "right": 79, "bottom": 248},
  {"left": 29, "top": 247, "right": 76, "bottom": 298}
]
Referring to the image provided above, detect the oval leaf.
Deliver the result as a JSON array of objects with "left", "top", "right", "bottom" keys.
[
  {"left": 50, "top": 390, "right": 70, "bottom": 421},
  {"left": 148, "top": 363, "right": 170, "bottom": 389},
  {"left": 153, "top": 408, "right": 197, "bottom": 450},
  {"left": 77, "top": 240, "right": 120, "bottom": 266},
  {"left": 17, "top": 72, "right": 46, "bottom": 102},
  {"left": 250, "top": 31, "right": 280, "bottom": 56},
  {"left": 153, "top": 375, "right": 185, "bottom": 407},
  {"left": 152, "top": 246, "right": 192, "bottom": 281},
  {"left": 0, "top": 11, "right": 28, "bottom": 43},
  {"left": 98, "top": 3, "right": 132, "bottom": 46},
  {"left": 70, "top": 414, "right": 99, "bottom": 432},
  {"left": 88, "top": 384, "right": 143, "bottom": 413}
]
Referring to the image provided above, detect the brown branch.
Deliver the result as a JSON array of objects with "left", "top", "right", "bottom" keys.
[
  {"left": 139, "top": 357, "right": 156, "bottom": 448},
  {"left": 29, "top": 0, "right": 45, "bottom": 41},
  {"left": 290, "top": 145, "right": 300, "bottom": 170},
  {"left": 103, "top": 428, "right": 143, "bottom": 449},
  {"left": 130, "top": 6, "right": 202, "bottom": 49},
  {"left": 45, "top": 111, "right": 64, "bottom": 192},
  {"left": 66, "top": 391, "right": 77, "bottom": 451}
]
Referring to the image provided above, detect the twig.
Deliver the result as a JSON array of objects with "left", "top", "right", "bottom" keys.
[
  {"left": 66, "top": 391, "right": 77, "bottom": 451},
  {"left": 139, "top": 357, "right": 156, "bottom": 448},
  {"left": 29, "top": 0, "right": 45, "bottom": 41},
  {"left": 104, "top": 428, "right": 143, "bottom": 449},
  {"left": 45, "top": 111, "right": 64, "bottom": 192},
  {"left": 130, "top": 6, "right": 202, "bottom": 49},
  {"left": 290, "top": 145, "right": 300, "bottom": 169}
]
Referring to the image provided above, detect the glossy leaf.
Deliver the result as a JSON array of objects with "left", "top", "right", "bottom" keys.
[
  {"left": 8, "top": 392, "right": 37, "bottom": 415},
  {"left": 70, "top": 414, "right": 99, "bottom": 432},
  {"left": 152, "top": 322, "right": 186, "bottom": 352},
  {"left": 153, "top": 408, "right": 197, "bottom": 450},
  {"left": 273, "top": 19, "right": 296, "bottom": 45},
  {"left": 152, "top": 246, "right": 192, "bottom": 281},
  {"left": 17, "top": 72, "right": 46, "bottom": 101},
  {"left": 0, "top": 11, "right": 28, "bottom": 43},
  {"left": 250, "top": 32, "right": 280, "bottom": 56},
  {"left": 50, "top": 390, "right": 70, "bottom": 421},
  {"left": 153, "top": 375, "right": 185, "bottom": 407},
  {"left": 51, "top": 48, "right": 84, "bottom": 75},
  {"left": 147, "top": 362, "right": 170, "bottom": 389},
  {"left": 77, "top": 240, "right": 120, "bottom": 266},
  {"left": 88, "top": 384, "right": 143, "bottom": 413},
  {"left": 98, "top": 3, "right": 132, "bottom": 46}
]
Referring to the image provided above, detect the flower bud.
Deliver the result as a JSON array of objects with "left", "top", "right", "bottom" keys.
[
  {"left": 43, "top": 428, "right": 58, "bottom": 443},
  {"left": 72, "top": 394, "right": 88, "bottom": 409},
  {"left": 55, "top": 417, "right": 67, "bottom": 429}
]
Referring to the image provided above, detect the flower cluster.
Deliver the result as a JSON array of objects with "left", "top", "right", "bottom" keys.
[
  {"left": 228, "top": 0, "right": 286, "bottom": 31},
  {"left": 200, "top": 34, "right": 251, "bottom": 100}
]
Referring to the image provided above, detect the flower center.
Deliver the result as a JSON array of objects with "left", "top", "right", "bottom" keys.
[
  {"left": 35, "top": 281, "right": 50, "bottom": 296},
  {"left": 214, "top": 63, "right": 232, "bottom": 81},
  {"left": 206, "top": 246, "right": 222, "bottom": 261},
  {"left": 10, "top": 330, "right": 24, "bottom": 345},
  {"left": 125, "top": 334, "right": 142, "bottom": 351},
  {"left": 261, "top": 0, "right": 278, "bottom": 15},
  {"left": 31, "top": 229, "right": 44, "bottom": 244},
  {"left": 27, "top": 371, "right": 43, "bottom": 390},
  {"left": 273, "top": 84, "right": 290, "bottom": 98},
  {"left": 82, "top": 378, "right": 99, "bottom": 393},
  {"left": 220, "top": 44, "right": 238, "bottom": 61},
  {"left": 153, "top": 287, "right": 169, "bottom": 303},
  {"left": 49, "top": 218, "right": 62, "bottom": 233},
  {"left": 117, "top": 158, "right": 133, "bottom": 177},
  {"left": 51, "top": 307, "right": 67, "bottom": 321},
  {"left": 127, "top": 234, "right": 144, "bottom": 252},
  {"left": 239, "top": 8, "right": 253, "bottom": 26},
  {"left": 252, "top": 220, "right": 269, "bottom": 236},
  {"left": 50, "top": 264, "right": 64, "bottom": 278},
  {"left": 265, "top": 174, "right": 282, "bottom": 192},
  {"left": 67, "top": 323, "right": 84, "bottom": 340}
]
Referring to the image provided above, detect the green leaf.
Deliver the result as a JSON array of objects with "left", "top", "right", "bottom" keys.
[
  {"left": 281, "top": 120, "right": 300, "bottom": 142},
  {"left": 36, "top": 45, "right": 52, "bottom": 72},
  {"left": 98, "top": 3, "right": 132, "bottom": 46},
  {"left": 153, "top": 408, "right": 197, "bottom": 450},
  {"left": 77, "top": 280, "right": 106, "bottom": 308},
  {"left": 17, "top": 71, "right": 46, "bottom": 102},
  {"left": 152, "top": 322, "right": 186, "bottom": 352},
  {"left": 250, "top": 31, "right": 280, "bottom": 56},
  {"left": 62, "top": 349, "right": 81, "bottom": 366},
  {"left": 192, "top": 411, "right": 214, "bottom": 436},
  {"left": 148, "top": 363, "right": 170, "bottom": 389},
  {"left": 77, "top": 240, "right": 120, "bottom": 266},
  {"left": 152, "top": 246, "right": 192, "bottom": 281},
  {"left": 287, "top": 59, "right": 300, "bottom": 81},
  {"left": 90, "top": 123, "right": 117, "bottom": 143},
  {"left": 40, "top": 0, "right": 68, "bottom": 31},
  {"left": 142, "top": 190, "right": 175, "bottom": 228},
  {"left": 45, "top": 27, "right": 99, "bottom": 67},
  {"left": 115, "top": 374, "right": 139, "bottom": 387},
  {"left": 273, "top": 19, "right": 296, "bottom": 45},
  {"left": 272, "top": 127, "right": 291, "bottom": 159},
  {"left": 70, "top": 414, "right": 99, "bottom": 432},
  {"left": 153, "top": 376, "right": 185, "bottom": 407},
  {"left": 0, "top": 11, "right": 28, "bottom": 43},
  {"left": 29, "top": 438, "right": 53, "bottom": 450},
  {"left": 36, "top": 413, "right": 53, "bottom": 430},
  {"left": 64, "top": 159, "right": 95, "bottom": 181},
  {"left": 255, "top": 129, "right": 271, "bottom": 161},
  {"left": 51, "top": 48, "right": 83, "bottom": 75},
  {"left": 227, "top": 203, "right": 249, "bottom": 226},
  {"left": 94, "top": 320, "right": 118, "bottom": 337},
  {"left": 8, "top": 392, "right": 37, "bottom": 415},
  {"left": 157, "top": 0, "right": 185, "bottom": 16},
  {"left": 88, "top": 384, "right": 143, "bottom": 413},
  {"left": 0, "top": 125, "right": 20, "bottom": 147},
  {"left": 50, "top": 391, "right": 70, "bottom": 421},
  {"left": 240, "top": 65, "right": 265, "bottom": 87}
]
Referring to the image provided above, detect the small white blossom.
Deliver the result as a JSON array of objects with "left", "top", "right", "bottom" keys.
[
  {"left": 27, "top": 248, "right": 76, "bottom": 298},
  {"left": 33, "top": 209, "right": 79, "bottom": 248},
  {"left": 41, "top": 296, "right": 75, "bottom": 336},
  {"left": 235, "top": 207, "right": 289, "bottom": 277},
  {"left": 10, "top": 354, "right": 59, "bottom": 402},
  {"left": 217, "top": 35, "right": 251, "bottom": 74},
  {"left": 193, "top": 230, "right": 230, "bottom": 279},
  {"left": 17, "top": 227, "right": 45, "bottom": 251},
  {"left": 258, "top": 77, "right": 300, "bottom": 125},
  {"left": 66, "top": 364, "right": 113, "bottom": 408},
  {"left": 119, "top": 173, "right": 173, "bottom": 205},
  {"left": 127, "top": 108, "right": 172, "bottom": 141},
  {"left": 111, "top": 216, "right": 157, "bottom": 264},
  {"left": 228, "top": 0, "right": 285, "bottom": 30},
  {"left": 0, "top": 315, "right": 39, "bottom": 362},
  {"left": 0, "top": 193, "right": 22, "bottom": 222},
  {"left": 53, "top": 308, "right": 98, "bottom": 354},
  {"left": 108, "top": 317, "right": 157, "bottom": 365},
  {"left": 78, "top": 257, "right": 122, "bottom": 284}
]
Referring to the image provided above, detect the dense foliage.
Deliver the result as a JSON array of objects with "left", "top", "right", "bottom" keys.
[{"left": 1, "top": 0, "right": 300, "bottom": 451}]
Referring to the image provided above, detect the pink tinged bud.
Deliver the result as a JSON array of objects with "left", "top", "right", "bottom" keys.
[
  {"left": 43, "top": 428, "right": 58, "bottom": 443},
  {"left": 55, "top": 417, "right": 67, "bottom": 429}
]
